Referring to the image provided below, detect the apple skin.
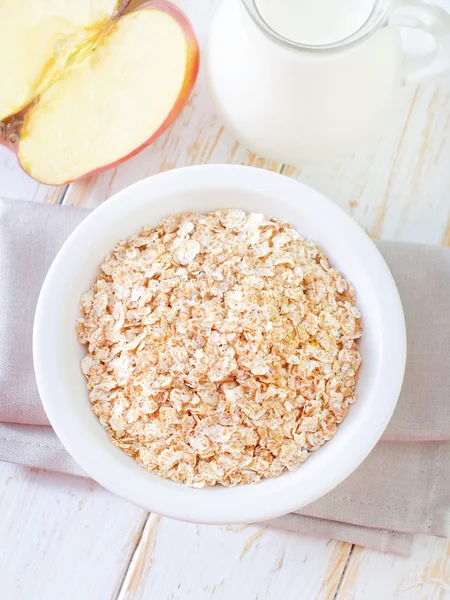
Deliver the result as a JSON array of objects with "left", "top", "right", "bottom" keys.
[
  {"left": 74, "top": 0, "right": 200, "bottom": 183},
  {"left": 1, "top": 0, "right": 199, "bottom": 185}
]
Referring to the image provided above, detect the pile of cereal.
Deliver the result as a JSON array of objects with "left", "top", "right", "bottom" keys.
[{"left": 77, "top": 209, "right": 362, "bottom": 487}]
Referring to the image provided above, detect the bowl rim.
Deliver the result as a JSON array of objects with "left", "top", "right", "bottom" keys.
[{"left": 33, "top": 164, "right": 407, "bottom": 523}]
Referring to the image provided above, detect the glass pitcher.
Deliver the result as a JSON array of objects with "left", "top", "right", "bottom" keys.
[{"left": 205, "top": 0, "right": 450, "bottom": 164}]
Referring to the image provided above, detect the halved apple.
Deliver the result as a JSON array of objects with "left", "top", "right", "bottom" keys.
[{"left": 0, "top": 0, "right": 199, "bottom": 185}]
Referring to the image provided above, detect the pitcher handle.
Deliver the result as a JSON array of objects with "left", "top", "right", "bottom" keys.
[{"left": 391, "top": 0, "right": 450, "bottom": 84}]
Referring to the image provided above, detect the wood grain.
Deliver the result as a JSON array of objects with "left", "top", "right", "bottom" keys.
[
  {"left": 117, "top": 515, "right": 161, "bottom": 600},
  {"left": 288, "top": 78, "right": 450, "bottom": 244},
  {"left": 0, "top": 462, "right": 147, "bottom": 600},
  {"left": 336, "top": 537, "right": 450, "bottom": 600},
  {"left": 116, "top": 518, "right": 351, "bottom": 600}
]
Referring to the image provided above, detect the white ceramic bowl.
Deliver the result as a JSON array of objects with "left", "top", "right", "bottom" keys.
[{"left": 34, "top": 165, "right": 406, "bottom": 524}]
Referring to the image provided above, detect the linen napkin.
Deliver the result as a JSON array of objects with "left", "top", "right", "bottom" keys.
[{"left": 1, "top": 197, "right": 450, "bottom": 555}]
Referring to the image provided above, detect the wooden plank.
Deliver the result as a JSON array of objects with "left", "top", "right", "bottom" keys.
[
  {"left": 116, "top": 516, "right": 352, "bottom": 600},
  {"left": 286, "top": 77, "right": 450, "bottom": 244},
  {"left": 336, "top": 536, "right": 450, "bottom": 600},
  {"left": 0, "top": 462, "right": 148, "bottom": 600},
  {"left": 293, "top": 63, "right": 450, "bottom": 600}
]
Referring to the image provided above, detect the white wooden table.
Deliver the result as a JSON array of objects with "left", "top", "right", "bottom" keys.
[{"left": 2, "top": 2, "right": 450, "bottom": 598}]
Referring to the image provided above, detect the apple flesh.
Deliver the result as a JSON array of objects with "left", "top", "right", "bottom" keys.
[
  {"left": 0, "top": 0, "right": 121, "bottom": 122},
  {"left": 0, "top": 0, "right": 199, "bottom": 185}
]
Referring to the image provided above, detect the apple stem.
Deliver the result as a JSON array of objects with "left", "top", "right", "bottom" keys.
[{"left": 0, "top": 115, "right": 23, "bottom": 144}]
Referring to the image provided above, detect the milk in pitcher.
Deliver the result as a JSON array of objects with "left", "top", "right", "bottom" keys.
[{"left": 205, "top": 0, "right": 402, "bottom": 163}]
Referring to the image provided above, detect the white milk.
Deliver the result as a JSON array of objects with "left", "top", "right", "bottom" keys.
[
  {"left": 205, "top": 0, "right": 402, "bottom": 164},
  {"left": 256, "top": 0, "right": 375, "bottom": 46}
]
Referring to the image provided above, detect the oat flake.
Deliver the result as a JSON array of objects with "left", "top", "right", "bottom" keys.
[{"left": 77, "top": 209, "right": 362, "bottom": 488}]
